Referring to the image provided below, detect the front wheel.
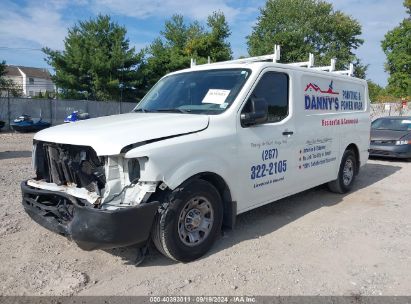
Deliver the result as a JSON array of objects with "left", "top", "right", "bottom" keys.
[
  {"left": 328, "top": 149, "right": 357, "bottom": 194},
  {"left": 152, "top": 179, "right": 223, "bottom": 262}
]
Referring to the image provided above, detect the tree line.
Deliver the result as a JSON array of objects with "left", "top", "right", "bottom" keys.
[
  {"left": 1, "top": 0, "right": 409, "bottom": 102},
  {"left": 41, "top": 12, "right": 232, "bottom": 102}
]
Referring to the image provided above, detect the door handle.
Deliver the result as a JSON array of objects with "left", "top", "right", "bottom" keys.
[{"left": 282, "top": 130, "right": 294, "bottom": 136}]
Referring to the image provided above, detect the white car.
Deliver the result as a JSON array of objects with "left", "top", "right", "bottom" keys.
[{"left": 21, "top": 53, "right": 370, "bottom": 262}]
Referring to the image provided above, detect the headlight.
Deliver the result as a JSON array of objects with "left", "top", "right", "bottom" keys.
[{"left": 395, "top": 140, "right": 411, "bottom": 145}]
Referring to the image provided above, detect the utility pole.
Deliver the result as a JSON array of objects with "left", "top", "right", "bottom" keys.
[
  {"left": 49, "top": 98, "right": 53, "bottom": 125},
  {"left": 7, "top": 88, "right": 10, "bottom": 130},
  {"left": 120, "top": 83, "right": 123, "bottom": 114},
  {"left": 119, "top": 61, "right": 124, "bottom": 114}
]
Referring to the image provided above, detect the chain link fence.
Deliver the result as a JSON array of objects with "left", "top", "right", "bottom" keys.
[{"left": 0, "top": 97, "right": 136, "bottom": 130}]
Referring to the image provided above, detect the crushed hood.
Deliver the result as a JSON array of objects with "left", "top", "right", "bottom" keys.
[{"left": 34, "top": 113, "right": 209, "bottom": 155}]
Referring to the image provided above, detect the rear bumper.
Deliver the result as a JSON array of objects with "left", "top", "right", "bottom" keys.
[
  {"left": 369, "top": 144, "right": 411, "bottom": 159},
  {"left": 21, "top": 180, "right": 159, "bottom": 251}
]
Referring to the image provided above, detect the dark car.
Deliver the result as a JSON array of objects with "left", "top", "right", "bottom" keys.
[{"left": 370, "top": 116, "right": 411, "bottom": 159}]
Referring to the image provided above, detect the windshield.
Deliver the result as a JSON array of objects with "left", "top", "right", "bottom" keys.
[
  {"left": 372, "top": 118, "right": 411, "bottom": 131},
  {"left": 134, "top": 69, "right": 251, "bottom": 114}
]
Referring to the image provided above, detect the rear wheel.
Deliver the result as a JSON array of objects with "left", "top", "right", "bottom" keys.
[
  {"left": 152, "top": 179, "right": 223, "bottom": 262},
  {"left": 328, "top": 149, "right": 357, "bottom": 194}
]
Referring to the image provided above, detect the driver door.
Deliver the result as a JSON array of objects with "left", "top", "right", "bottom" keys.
[{"left": 236, "top": 70, "right": 297, "bottom": 212}]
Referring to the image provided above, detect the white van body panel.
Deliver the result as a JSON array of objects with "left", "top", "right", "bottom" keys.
[
  {"left": 34, "top": 113, "right": 209, "bottom": 155},
  {"left": 31, "top": 62, "right": 370, "bottom": 215},
  {"left": 124, "top": 127, "right": 237, "bottom": 197}
]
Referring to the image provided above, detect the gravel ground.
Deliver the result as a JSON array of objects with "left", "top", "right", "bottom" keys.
[{"left": 0, "top": 132, "right": 410, "bottom": 296}]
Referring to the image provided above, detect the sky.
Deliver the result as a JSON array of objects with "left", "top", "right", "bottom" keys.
[{"left": 0, "top": 0, "right": 407, "bottom": 86}]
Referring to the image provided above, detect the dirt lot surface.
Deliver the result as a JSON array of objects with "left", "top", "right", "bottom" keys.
[{"left": 0, "top": 132, "right": 410, "bottom": 296}]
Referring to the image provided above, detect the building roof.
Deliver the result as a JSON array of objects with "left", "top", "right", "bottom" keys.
[
  {"left": 5, "top": 66, "right": 22, "bottom": 77},
  {"left": 5, "top": 65, "right": 52, "bottom": 80}
]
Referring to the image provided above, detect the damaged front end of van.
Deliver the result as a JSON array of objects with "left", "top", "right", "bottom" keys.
[
  {"left": 21, "top": 111, "right": 210, "bottom": 251},
  {"left": 21, "top": 140, "right": 160, "bottom": 250}
]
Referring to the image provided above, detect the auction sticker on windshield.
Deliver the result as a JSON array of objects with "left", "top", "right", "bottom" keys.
[{"left": 202, "top": 89, "right": 231, "bottom": 104}]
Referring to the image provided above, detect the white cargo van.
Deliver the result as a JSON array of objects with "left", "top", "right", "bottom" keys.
[{"left": 21, "top": 50, "right": 370, "bottom": 262}]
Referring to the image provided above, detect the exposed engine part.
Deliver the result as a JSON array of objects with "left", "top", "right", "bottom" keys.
[
  {"left": 101, "top": 181, "right": 157, "bottom": 210},
  {"left": 32, "top": 141, "right": 158, "bottom": 210},
  {"left": 124, "top": 182, "right": 157, "bottom": 206},
  {"left": 101, "top": 178, "right": 139, "bottom": 204},
  {"left": 27, "top": 179, "right": 100, "bottom": 205},
  {"left": 34, "top": 141, "right": 106, "bottom": 193}
]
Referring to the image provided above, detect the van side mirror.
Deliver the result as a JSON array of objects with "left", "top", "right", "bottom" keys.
[{"left": 241, "top": 97, "right": 268, "bottom": 126}]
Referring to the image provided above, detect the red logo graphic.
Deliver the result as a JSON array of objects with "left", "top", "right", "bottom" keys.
[{"left": 304, "top": 81, "right": 339, "bottom": 95}]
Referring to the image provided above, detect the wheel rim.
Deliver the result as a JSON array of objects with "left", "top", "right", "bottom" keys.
[
  {"left": 343, "top": 158, "right": 354, "bottom": 186},
  {"left": 178, "top": 196, "right": 214, "bottom": 247}
]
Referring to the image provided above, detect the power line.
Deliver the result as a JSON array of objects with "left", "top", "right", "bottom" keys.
[
  {"left": 5, "top": 80, "right": 56, "bottom": 84},
  {"left": 0, "top": 46, "right": 43, "bottom": 51},
  {"left": 4, "top": 67, "right": 55, "bottom": 71}
]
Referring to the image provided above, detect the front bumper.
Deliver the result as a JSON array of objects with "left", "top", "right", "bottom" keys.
[
  {"left": 369, "top": 143, "right": 411, "bottom": 159},
  {"left": 21, "top": 180, "right": 159, "bottom": 251}
]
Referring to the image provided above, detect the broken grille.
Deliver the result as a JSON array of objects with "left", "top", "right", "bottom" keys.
[{"left": 34, "top": 141, "right": 106, "bottom": 192}]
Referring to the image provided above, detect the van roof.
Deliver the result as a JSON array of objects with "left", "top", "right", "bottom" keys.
[{"left": 169, "top": 61, "right": 367, "bottom": 85}]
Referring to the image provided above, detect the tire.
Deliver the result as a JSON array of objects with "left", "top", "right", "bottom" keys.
[
  {"left": 152, "top": 179, "right": 223, "bottom": 262},
  {"left": 328, "top": 149, "right": 357, "bottom": 194}
]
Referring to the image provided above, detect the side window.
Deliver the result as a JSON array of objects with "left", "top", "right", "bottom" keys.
[{"left": 243, "top": 72, "right": 289, "bottom": 123}]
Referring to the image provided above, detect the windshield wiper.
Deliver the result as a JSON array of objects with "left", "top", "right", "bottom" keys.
[
  {"left": 134, "top": 108, "right": 191, "bottom": 114},
  {"left": 154, "top": 108, "right": 191, "bottom": 114},
  {"left": 134, "top": 108, "right": 158, "bottom": 113}
]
